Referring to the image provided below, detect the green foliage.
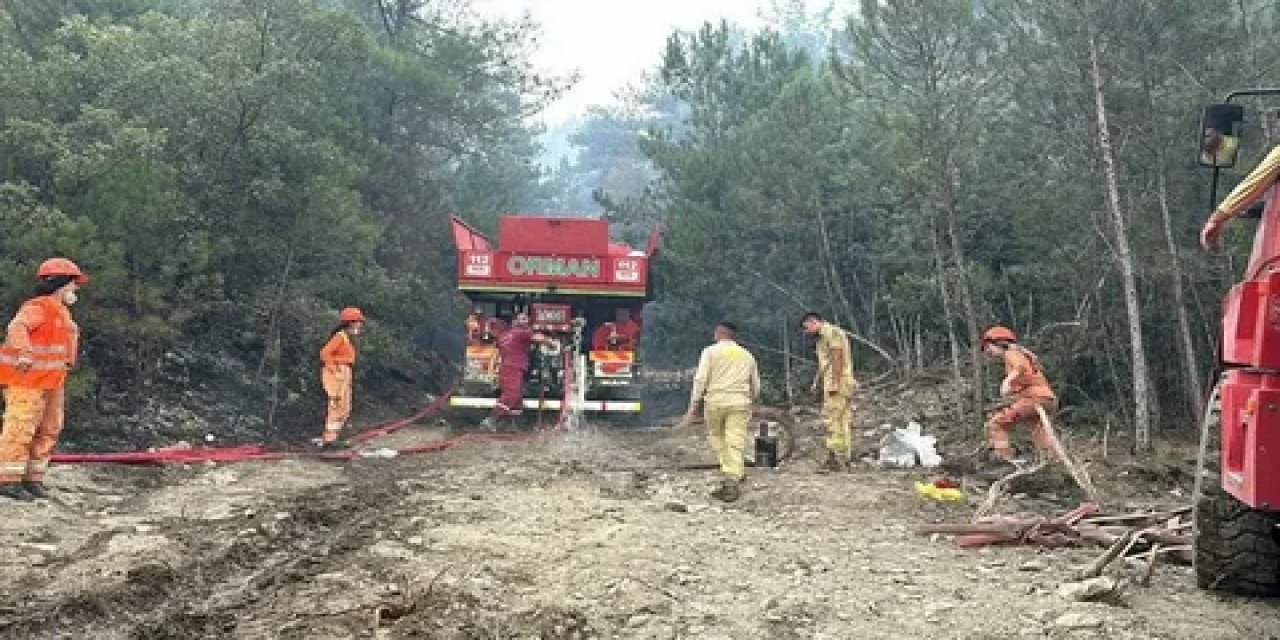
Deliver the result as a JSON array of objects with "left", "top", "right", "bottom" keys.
[
  {"left": 615, "top": 0, "right": 1280, "bottom": 432},
  {"left": 0, "top": 0, "right": 555, "bottom": 445}
]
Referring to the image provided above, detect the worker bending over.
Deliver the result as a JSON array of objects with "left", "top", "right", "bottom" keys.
[
  {"left": 686, "top": 321, "right": 760, "bottom": 502},
  {"left": 0, "top": 258, "right": 87, "bottom": 501},
  {"left": 802, "top": 312, "right": 857, "bottom": 472}
]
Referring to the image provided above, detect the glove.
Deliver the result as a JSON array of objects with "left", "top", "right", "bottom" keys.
[{"left": 1200, "top": 218, "right": 1223, "bottom": 250}]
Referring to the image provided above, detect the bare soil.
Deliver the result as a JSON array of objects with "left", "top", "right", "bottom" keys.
[{"left": 1, "top": 400, "right": 1278, "bottom": 639}]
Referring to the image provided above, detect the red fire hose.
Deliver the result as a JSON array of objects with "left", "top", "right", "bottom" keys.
[{"left": 49, "top": 356, "right": 577, "bottom": 466}]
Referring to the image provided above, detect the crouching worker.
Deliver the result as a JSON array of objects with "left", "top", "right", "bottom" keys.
[
  {"left": 686, "top": 322, "right": 760, "bottom": 502},
  {"left": 980, "top": 325, "right": 1058, "bottom": 476},
  {"left": 0, "top": 258, "right": 87, "bottom": 501},
  {"left": 315, "top": 307, "right": 364, "bottom": 447}
]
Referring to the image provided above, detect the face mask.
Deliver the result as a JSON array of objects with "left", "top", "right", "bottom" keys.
[
  {"left": 62, "top": 290, "right": 78, "bottom": 306},
  {"left": 349, "top": 326, "right": 361, "bottom": 336}
]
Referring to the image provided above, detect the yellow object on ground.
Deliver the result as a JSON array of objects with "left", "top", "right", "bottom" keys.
[{"left": 914, "top": 481, "right": 964, "bottom": 501}]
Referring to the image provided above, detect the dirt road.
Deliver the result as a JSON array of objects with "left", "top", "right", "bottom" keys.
[{"left": 1, "top": 419, "right": 1277, "bottom": 639}]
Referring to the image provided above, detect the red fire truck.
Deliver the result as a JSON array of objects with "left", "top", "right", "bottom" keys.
[
  {"left": 448, "top": 214, "right": 660, "bottom": 418},
  {"left": 1194, "top": 92, "right": 1280, "bottom": 596}
]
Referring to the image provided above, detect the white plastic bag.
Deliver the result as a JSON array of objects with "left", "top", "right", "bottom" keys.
[{"left": 877, "top": 421, "right": 942, "bottom": 468}]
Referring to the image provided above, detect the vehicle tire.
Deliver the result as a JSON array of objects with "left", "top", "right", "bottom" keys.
[
  {"left": 1193, "top": 380, "right": 1280, "bottom": 596},
  {"left": 1194, "top": 485, "right": 1280, "bottom": 596}
]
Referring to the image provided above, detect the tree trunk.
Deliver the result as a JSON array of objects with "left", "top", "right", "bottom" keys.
[
  {"left": 1087, "top": 17, "right": 1153, "bottom": 452},
  {"left": 1156, "top": 163, "right": 1204, "bottom": 419},
  {"left": 1235, "top": 0, "right": 1278, "bottom": 148},
  {"left": 930, "top": 217, "right": 965, "bottom": 420},
  {"left": 913, "top": 314, "right": 925, "bottom": 372},
  {"left": 942, "top": 155, "right": 983, "bottom": 420},
  {"left": 782, "top": 316, "right": 795, "bottom": 406},
  {"left": 1130, "top": 24, "right": 1201, "bottom": 422},
  {"left": 813, "top": 190, "right": 859, "bottom": 331}
]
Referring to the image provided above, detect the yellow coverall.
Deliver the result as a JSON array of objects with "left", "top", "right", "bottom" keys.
[
  {"left": 690, "top": 339, "right": 760, "bottom": 480},
  {"left": 815, "top": 323, "right": 855, "bottom": 459}
]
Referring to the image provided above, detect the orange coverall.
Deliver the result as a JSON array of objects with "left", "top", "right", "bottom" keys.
[
  {"left": 987, "top": 346, "right": 1058, "bottom": 459},
  {"left": 0, "top": 297, "right": 77, "bottom": 484},
  {"left": 319, "top": 330, "right": 356, "bottom": 443}
]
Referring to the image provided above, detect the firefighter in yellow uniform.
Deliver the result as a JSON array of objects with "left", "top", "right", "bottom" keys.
[
  {"left": 686, "top": 321, "right": 760, "bottom": 502},
  {"left": 803, "top": 312, "right": 857, "bottom": 472}
]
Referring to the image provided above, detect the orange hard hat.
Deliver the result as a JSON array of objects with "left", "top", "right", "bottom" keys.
[
  {"left": 339, "top": 307, "right": 365, "bottom": 323},
  {"left": 37, "top": 257, "right": 88, "bottom": 284},
  {"left": 981, "top": 325, "right": 1016, "bottom": 344}
]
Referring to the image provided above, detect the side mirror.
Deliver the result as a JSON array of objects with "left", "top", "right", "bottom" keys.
[{"left": 1199, "top": 103, "right": 1244, "bottom": 168}]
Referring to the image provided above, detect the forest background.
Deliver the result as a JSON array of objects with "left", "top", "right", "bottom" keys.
[{"left": 0, "top": 0, "right": 1270, "bottom": 452}]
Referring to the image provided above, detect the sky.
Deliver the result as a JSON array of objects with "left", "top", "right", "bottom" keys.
[{"left": 474, "top": 0, "right": 810, "bottom": 126}]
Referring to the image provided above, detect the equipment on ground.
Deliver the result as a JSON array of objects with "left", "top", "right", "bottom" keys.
[
  {"left": 754, "top": 421, "right": 779, "bottom": 469},
  {"left": 1194, "top": 89, "right": 1280, "bottom": 596},
  {"left": 448, "top": 215, "right": 661, "bottom": 420}
]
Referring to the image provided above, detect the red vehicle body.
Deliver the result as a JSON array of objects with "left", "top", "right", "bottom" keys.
[
  {"left": 1194, "top": 92, "right": 1280, "bottom": 597},
  {"left": 1216, "top": 220, "right": 1280, "bottom": 510},
  {"left": 448, "top": 215, "right": 660, "bottom": 416}
]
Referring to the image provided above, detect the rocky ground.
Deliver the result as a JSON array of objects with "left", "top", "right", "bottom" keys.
[{"left": 1, "top": 385, "right": 1278, "bottom": 639}]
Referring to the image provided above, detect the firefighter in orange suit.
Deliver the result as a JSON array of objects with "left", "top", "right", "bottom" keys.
[
  {"left": 981, "top": 325, "right": 1058, "bottom": 475},
  {"left": 0, "top": 258, "right": 87, "bottom": 501},
  {"left": 315, "top": 307, "right": 364, "bottom": 447}
]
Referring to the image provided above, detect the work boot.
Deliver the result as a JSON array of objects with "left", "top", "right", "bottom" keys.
[
  {"left": 978, "top": 459, "right": 1022, "bottom": 482},
  {"left": 0, "top": 483, "right": 33, "bottom": 502},
  {"left": 710, "top": 478, "right": 741, "bottom": 503},
  {"left": 20, "top": 481, "right": 48, "bottom": 500},
  {"left": 818, "top": 451, "right": 843, "bottom": 474},
  {"left": 479, "top": 417, "right": 497, "bottom": 431},
  {"left": 310, "top": 438, "right": 350, "bottom": 450}
]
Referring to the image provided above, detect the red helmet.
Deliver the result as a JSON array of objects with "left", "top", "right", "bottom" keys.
[
  {"left": 981, "top": 325, "right": 1016, "bottom": 344},
  {"left": 37, "top": 257, "right": 88, "bottom": 284},
  {"left": 339, "top": 307, "right": 365, "bottom": 323}
]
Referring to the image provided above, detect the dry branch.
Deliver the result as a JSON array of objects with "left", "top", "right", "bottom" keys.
[
  {"left": 1034, "top": 405, "right": 1100, "bottom": 502},
  {"left": 924, "top": 502, "right": 1194, "bottom": 584},
  {"left": 1082, "top": 530, "right": 1135, "bottom": 578},
  {"left": 973, "top": 459, "right": 1048, "bottom": 521}
]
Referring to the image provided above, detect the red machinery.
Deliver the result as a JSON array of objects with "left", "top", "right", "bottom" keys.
[
  {"left": 1194, "top": 92, "right": 1280, "bottom": 596},
  {"left": 449, "top": 215, "right": 660, "bottom": 416}
]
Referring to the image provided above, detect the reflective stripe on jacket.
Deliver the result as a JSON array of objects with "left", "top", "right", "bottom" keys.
[{"left": 0, "top": 296, "right": 76, "bottom": 389}]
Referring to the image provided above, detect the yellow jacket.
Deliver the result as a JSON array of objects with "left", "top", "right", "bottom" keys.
[
  {"left": 815, "top": 322, "right": 855, "bottom": 394},
  {"left": 690, "top": 339, "right": 760, "bottom": 409}
]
